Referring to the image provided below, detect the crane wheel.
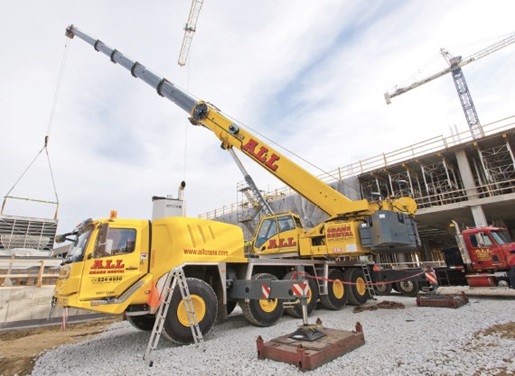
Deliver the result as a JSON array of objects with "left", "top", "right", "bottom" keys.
[
  {"left": 240, "top": 273, "right": 284, "bottom": 327},
  {"left": 320, "top": 269, "right": 348, "bottom": 310},
  {"left": 126, "top": 314, "right": 156, "bottom": 331},
  {"left": 282, "top": 271, "right": 319, "bottom": 318},
  {"left": 344, "top": 269, "right": 369, "bottom": 306},
  {"left": 162, "top": 278, "right": 218, "bottom": 345},
  {"left": 395, "top": 280, "right": 420, "bottom": 297},
  {"left": 374, "top": 282, "right": 393, "bottom": 295}
]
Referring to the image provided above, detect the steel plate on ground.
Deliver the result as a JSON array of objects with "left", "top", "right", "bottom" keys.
[
  {"left": 416, "top": 292, "right": 469, "bottom": 308},
  {"left": 256, "top": 323, "right": 365, "bottom": 371}
]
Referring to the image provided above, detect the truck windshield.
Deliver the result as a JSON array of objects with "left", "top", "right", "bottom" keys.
[
  {"left": 66, "top": 229, "right": 92, "bottom": 263},
  {"left": 490, "top": 230, "right": 512, "bottom": 244}
]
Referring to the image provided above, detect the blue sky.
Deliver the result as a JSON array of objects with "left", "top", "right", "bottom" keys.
[{"left": 0, "top": 0, "right": 514, "bottom": 235}]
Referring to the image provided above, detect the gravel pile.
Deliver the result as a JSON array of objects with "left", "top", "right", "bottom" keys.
[{"left": 32, "top": 295, "right": 515, "bottom": 375}]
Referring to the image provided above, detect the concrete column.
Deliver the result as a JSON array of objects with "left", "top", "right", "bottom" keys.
[
  {"left": 421, "top": 239, "right": 432, "bottom": 261},
  {"left": 455, "top": 149, "right": 488, "bottom": 227},
  {"left": 455, "top": 149, "right": 479, "bottom": 199},
  {"left": 471, "top": 205, "right": 488, "bottom": 227}
]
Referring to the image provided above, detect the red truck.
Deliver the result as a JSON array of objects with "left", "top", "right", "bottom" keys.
[{"left": 442, "top": 221, "right": 515, "bottom": 288}]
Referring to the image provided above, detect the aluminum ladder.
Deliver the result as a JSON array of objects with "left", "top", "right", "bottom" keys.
[
  {"left": 313, "top": 263, "right": 328, "bottom": 295},
  {"left": 144, "top": 267, "right": 203, "bottom": 366},
  {"left": 361, "top": 263, "right": 376, "bottom": 300}
]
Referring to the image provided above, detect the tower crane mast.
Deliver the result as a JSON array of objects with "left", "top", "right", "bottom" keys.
[
  {"left": 177, "top": 0, "right": 204, "bottom": 67},
  {"left": 385, "top": 32, "right": 515, "bottom": 139}
]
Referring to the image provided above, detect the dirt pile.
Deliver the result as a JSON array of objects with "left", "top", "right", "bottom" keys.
[
  {"left": 352, "top": 300, "right": 405, "bottom": 313},
  {"left": 0, "top": 317, "right": 121, "bottom": 376}
]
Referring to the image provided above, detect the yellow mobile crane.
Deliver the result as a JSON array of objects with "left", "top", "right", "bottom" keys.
[{"left": 53, "top": 25, "right": 423, "bottom": 345}]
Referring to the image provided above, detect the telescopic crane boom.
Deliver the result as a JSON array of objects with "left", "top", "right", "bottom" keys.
[
  {"left": 65, "top": 25, "right": 421, "bottom": 262},
  {"left": 384, "top": 32, "right": 515, "bottom": 139},
  {"left": 66, "top": 25, "right": 411, "bottom": 219}
]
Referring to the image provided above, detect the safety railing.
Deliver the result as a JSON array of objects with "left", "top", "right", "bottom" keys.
[
  {"left": 0, "top": 256, "right": 61, "bottom": 287},
  {"left": 415, "top": 178, "right": 515, "bottom": 210}
]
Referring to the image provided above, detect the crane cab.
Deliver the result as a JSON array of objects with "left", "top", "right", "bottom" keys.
[{"left": 252, "top": 213, "right": 304, "bottom": 256}]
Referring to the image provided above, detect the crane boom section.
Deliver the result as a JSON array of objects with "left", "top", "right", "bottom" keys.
[
  {"left": 461, "top": 33, "right": 515, "bottom": 66},
  {"left": 385, "top": 67, "right": 451, "bottom": 102},
  {"left": 65, "top": 25, "right": 371, "bottom": 217},
  {"left": 178, "top": 0, "right": 204, "bottom": 66},
  {"left": 196, "top": 103, "right": 371, "bottom": 216}
]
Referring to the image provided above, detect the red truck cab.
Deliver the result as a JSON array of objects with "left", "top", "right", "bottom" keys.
[{"left": 459, "top": 227, "right": 515, "bottom": 287}]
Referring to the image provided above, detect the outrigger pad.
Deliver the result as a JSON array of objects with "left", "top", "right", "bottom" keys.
[
  {"left": 257, "top": 322, "right": 365, "bottom": 371},
  {"left": 289, "top": 325, "right": 326, "bottom": 342}
]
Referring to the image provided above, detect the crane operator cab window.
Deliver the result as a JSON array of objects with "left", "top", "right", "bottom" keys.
[
  {"left": 93, "top": 227, "right": 136, "bottom": 258},
  {"left": 255, "top": 218, "right": 278, "bottom": 248},
  {"left": 278, "top": 216, "right": 295, "bottom": 232},
  {"left": 255, "top": 215, "right": 299, "bottom": 249}
]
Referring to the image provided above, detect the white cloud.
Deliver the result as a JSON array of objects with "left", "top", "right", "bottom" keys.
[{"left": 1, "top": 0, "right": 514, "bottom": 234}]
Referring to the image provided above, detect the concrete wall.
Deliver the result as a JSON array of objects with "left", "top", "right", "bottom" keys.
[{"left": 0, "top": 286, "right": 100, "bottom": 329}]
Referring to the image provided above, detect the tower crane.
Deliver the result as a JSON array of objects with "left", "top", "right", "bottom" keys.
[
  {"left": 384, "top": 32, "right": 515, "bottom": 139},
  {"left": 177, "top": 0, "right": 204, "bottom": 67}
]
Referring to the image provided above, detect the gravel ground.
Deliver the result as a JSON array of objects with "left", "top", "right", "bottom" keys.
[{"left": 31, "top": 295, "right": 515, "bottom": 376}]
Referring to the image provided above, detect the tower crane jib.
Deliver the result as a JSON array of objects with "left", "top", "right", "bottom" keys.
[
  {"left": 178, "top": 0, "right": 204, "bottom": 67},
  {"left": 385, "top": 32, "right": 515, "bottom": 139}
]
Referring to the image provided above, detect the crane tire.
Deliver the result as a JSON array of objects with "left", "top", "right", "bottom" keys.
[
  {"left": 126, "top": 314, "right": 156, "bottom": 331},
  {"left": 162, "top": 277, "right": 218, "bottom": 345},
  {"left": 282, "top": 271, "right": 319, "bottom": 318},
  {"left": 374, "top": 283, "right": 393, "bottom": 295},
  {"left": 320, "top": 269, "right": 348, "bottom": 310},
  {"left": 240, "top": 273, "right": 284, "bottom": 327},
  {"left": 344, "top": 268, "right": 369, "bottom": 306},
  {"left": 395, "top": 280, "right": 420, "bottom": 297}
]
